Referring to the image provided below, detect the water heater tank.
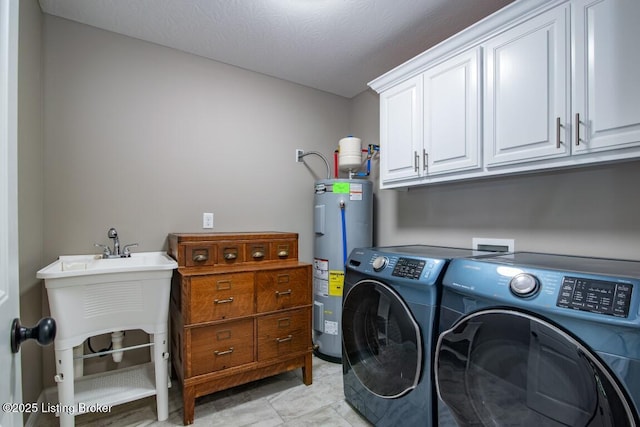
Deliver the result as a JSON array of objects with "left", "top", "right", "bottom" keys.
[{"left": 313, "top": 178, "right": 373, "bottom": 362}]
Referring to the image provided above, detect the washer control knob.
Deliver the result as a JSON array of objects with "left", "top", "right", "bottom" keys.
[
  {"left": 372, "top": 256, "right": 389, "bottom": 272},
  {"left": 509, "top": 273, "right": 539, "bottom": 297}
]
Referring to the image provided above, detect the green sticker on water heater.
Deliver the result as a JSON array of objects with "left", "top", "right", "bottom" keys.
[{"left": 333, "top": 182, "right": 350, "bottom": 194}]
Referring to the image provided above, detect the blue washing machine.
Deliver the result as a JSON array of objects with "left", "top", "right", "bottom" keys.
[
  {"left": 342, "top": 245, "right": 491, "bottom": 426},
  {"left": 436, "top": 252, "right": 640, "bottom": 426}
]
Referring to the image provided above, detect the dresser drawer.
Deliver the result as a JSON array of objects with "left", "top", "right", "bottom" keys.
[
  {"left": 189, "top": 319, "right": 254, "bottom": 376},
  {"left": 183, "top": 243, "right": 217, "bottom": 268},
  {"left": 218, "top": 242, "right": 245, "bottom": 265},
  {"left": 245, "top": 241, "right": 271, "bottom": 262},
  {"left": 256, "top": 266, "right": 311, "bottom": 313},
  {"left": 257, "top": 308, "right": 310, "bottom": 361},
  {"left": 270, "top": 239, "right": 298, "bottom": 261},
  {"left": 189, "top": 272, "right": 254, "bottom": 323}
]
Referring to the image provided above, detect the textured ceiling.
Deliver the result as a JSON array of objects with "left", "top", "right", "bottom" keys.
[{"left": 38, "top": 0, "right": 515, "bottom": 98}]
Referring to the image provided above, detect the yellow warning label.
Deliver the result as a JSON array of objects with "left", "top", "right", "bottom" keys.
[{"left": 329, "top": 270, "right": 345, "bottom": 297}]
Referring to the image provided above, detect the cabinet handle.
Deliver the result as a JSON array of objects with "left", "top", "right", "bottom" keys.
[
  {"left": 423, "top": 149, "right": 427, "bottom": 171},
  {"left": 214, "top": 297, "right": 234, "bottom": 304},
  {"left": 214, "top": 347, "right": 234, "bottom": 356},
  {"left": 556, "top": 117, "right": 562, "bottom": 149},
  {"left": 575, "top": 113, "right": 581, "bottom": 146},
  {"left": 193, "top": 253, "right": 208, "bottom": 262},
  {"left": 252, "top": 251, "right": 265, "bottom": 259},
  {"left": 414, "top": 151, "right": 419, "bottom": 172},
  {"left": 277, "top": 250, "right": 289, "bottom": 257},
  {"left": 276, "top": 335, "right": 293, "bottom": 343},
  {"left": 275, "top": 289, "right": 292, "bottom": 297},
  {"left": 224, "top": 252, "right": 237, "bottom": 260}
]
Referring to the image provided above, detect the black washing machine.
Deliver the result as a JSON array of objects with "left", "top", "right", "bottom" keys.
[{"left": 342, "top": 245, "right": 492, "bottom": 426}]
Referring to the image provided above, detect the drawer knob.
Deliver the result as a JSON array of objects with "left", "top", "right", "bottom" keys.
[
  {"left": 276, "top": 335, "right": 293, "bottom": 343},
  {"left": 275, "top": 289, "right": 292, "bottom": 297},
  {"left": 252, "top": 251, "right": 265, "bottom": 259},
  {"left": 193, "top": 253, "right": 208, "bottom": 262},
  {"left": 277, "top": 250, "right": 289, "bottom": 257},
  {"left": 214, "top": 297, "right": 234, "bottom": 304},
  {"left": 224, "top": 252, "right": 237, "bottom": 260},
  {"left": 214, "top": 347, "right": 234, "bottom": 356}
]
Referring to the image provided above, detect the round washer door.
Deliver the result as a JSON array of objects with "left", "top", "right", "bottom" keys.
[
  {"left": 342, "top": 279, "right": 422, "bottom": 398},
  {"left": 436, "top": 309, "right": 637, "bottom": 426}
]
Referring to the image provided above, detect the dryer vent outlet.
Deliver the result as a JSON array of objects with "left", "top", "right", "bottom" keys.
[{"left": 472, "top": 238, "right": 514, "bottom": 253}]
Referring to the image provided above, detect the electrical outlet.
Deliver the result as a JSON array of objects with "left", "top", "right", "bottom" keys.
[
  {"left": 203, "top": 212, "right": 214, "bottom": 229},
  {"left": 295, "top": 149, "right": 304, "bottom": 162}
]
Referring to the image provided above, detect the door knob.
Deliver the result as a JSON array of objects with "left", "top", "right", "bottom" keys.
[{"left": 11, "top": 317, "right": 56, "bottom": 353}]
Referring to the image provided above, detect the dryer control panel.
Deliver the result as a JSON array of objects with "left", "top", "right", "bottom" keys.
[
  {"left": 556, "top": 276, "right": 633, "bottom": 318},
  {"left": 392, "top": 258, "right": 426, "bottom": 280}
]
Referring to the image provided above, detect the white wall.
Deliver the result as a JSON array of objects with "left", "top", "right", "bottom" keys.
[
  {"left": 18, "top": 0, "right": 44, "bottom": 408},
  {"left": 350, "top": 90, "right": 640, "bottom": 260}
]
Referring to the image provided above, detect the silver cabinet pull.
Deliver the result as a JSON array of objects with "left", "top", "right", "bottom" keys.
[
  {"left": 414, "top": 151, "right": 419, "bottom": 172},
  {"left": 252, "top": 251, "right": 265, "bottom": 259},
  {"left": 575, "top": 113, "right": 581, "bottom": 146},
  {"left": 276, "top": 335, "right": 293, "bottom": 343},
  {"left": 556, "top": 117, "right": 562, "bottom": 149},
  {"left": 214, "top": 297, "right": 234, "bottom": 304},
  {"left": 423, "top": 149, "right": 427, "bottom": 171},
  {"left": 214, "top": 347, "right": 234, "bottom": 356},
  {"left": 275, "top": 289, "right": 292, "bottom": 297},
  {"left": 224, "top": 252, "right": 237, "bottom": 260},
  {"left": 277, "top": 250, "right": 289, "bottom": 257}
]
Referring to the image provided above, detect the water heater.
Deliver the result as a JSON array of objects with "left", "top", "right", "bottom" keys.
[{"left": 313, "top": 178, "right": 373, "bottom": 362}]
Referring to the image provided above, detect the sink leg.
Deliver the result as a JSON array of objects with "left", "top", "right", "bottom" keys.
[
  {"left": 153, "top": 332, "right": 169, "bottom": 421},
  {"left": 55, "top": 347, "right": 76, "bottom": 427}
]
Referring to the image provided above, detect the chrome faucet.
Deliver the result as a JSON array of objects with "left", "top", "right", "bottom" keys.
[
  {"left": 95, "top": 227, "right": 138, "bottom": 258},
  {"left": 108, "top": 227, "right": 120, "bottom": 256}
]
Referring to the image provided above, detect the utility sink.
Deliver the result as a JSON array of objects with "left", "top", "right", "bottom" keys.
[
  {"left": 38, "top": 251, "right": 177, "bottom": 426},
  {"left": 37, "top": 251, "right": 178, "bottom": 348},
  {"left": 38, "top": 251, "right": 177, "bottom": 281}
]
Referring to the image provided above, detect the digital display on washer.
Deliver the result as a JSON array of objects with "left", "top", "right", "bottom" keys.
[
  {"left": 392, "top": 257, "right": 426, "bottom": 280},
  {"left": 557, "top": 276, "right": 632, "bottom": 317}
]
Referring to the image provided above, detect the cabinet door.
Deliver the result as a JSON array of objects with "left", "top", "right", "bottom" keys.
[
  {"left": 424, "top": 48, "right": 481, "bottom": 175},
  {"left": 379, "top": 75, "right": 424, "bottom": 184},
  {"left": 572, "top": 0, "right": 640, "bottom": 154},
  {"left": 484, "top": 5, "right": 569, "bottom": 166}
]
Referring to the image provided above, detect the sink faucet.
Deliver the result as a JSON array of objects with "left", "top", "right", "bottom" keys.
[
  {"left": 108, "top": 227, "right": 120, "bottom": 256},
  {"left": 95, "top": 227, "right": 138, "bottom": 258}
]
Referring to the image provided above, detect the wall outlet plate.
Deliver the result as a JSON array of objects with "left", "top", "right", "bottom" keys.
[
  {"left": 203, "top": 212, "right": 214, "bottom": 229},
  {"left": 295, "top": 149, "right": 304, "bottom": 162}
]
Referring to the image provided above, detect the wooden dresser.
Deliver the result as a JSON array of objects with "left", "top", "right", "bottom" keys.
[{"left": 168, "top": 232, "right": 313, "bottom": 425}]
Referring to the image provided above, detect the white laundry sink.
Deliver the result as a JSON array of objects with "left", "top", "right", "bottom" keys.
[
  {"left": 38, "top": 251, "right": 177, "bottom": 280},
  {"left": 38, "top": 251, "right": 177, "bottom": 426},
  {"left": 37, "top": 251, "right": 177, "bottom": 349}
]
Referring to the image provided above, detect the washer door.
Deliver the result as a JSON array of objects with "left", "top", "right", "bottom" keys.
[
  {"left": 342, "top": 279, "right": 422, "bottom": 398},
  {"left": 436, "top": 309, "right": 637, "bottom": 426}
]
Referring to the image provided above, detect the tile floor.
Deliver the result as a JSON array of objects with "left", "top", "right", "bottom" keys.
[{"left": 38, "top": 356, "right": 373, "bottom": 427}]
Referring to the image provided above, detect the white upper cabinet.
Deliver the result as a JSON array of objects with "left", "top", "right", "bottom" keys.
[
  {"left": 424, "top": 48, "right": 481, "bottom": 175},
  {"left": 379, "top": 75, "right": 423, "bottom": 184},
  {"left": 484, "top": 4, "right": 570, "bottom": 166},
  {"left": 370, "top": 0, "right": 640, "bottom": 189},
  {"left": 572, "top": 0, "right": 640, "bottom": 154}
]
